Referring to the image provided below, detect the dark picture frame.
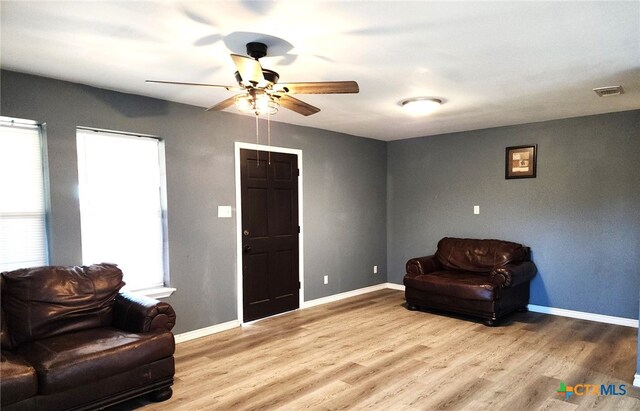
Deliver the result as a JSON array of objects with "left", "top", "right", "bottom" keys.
[{"left": 505, "top": 144, "right": 537, "bottom": 179}]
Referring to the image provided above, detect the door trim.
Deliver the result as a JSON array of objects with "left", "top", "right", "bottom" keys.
[{"left": 234, "top": 142, "right": 304, "bottom": 325}]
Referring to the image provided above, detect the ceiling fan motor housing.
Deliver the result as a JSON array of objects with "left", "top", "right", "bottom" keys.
[{"left": 246, "top": 42, "right": 268, "bottom": 59}]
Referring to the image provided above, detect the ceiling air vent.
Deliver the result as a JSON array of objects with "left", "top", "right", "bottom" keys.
[{"left": 593, "top": 86, "right": 624, "bottom": 97}]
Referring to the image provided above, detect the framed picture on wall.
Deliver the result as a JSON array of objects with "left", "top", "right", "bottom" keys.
[{"left": 505, "top": 144, "right": 537, "bottom": 179}]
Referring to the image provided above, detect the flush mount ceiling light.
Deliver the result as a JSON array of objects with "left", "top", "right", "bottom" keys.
[{"left": 399, "top": 97, "right": 444, "bottom": 116}]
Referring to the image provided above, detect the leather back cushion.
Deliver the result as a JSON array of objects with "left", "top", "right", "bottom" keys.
[
  {"left": 0, "top": 276, "right": 13, "bottom": 350},
  {"left": 435, "top": 237, "right": 530, "bottom": 272},
  {"left": 1, "top": 263, "right": 125, "bottom": 346}
]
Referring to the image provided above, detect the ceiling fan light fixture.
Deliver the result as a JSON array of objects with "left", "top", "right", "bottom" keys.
[
  {"left": 256, "top": 94, "right": 279, "bottom": 115},
  {"left": 400, "top": 97, "right": 443, "bottom": 116},
  {"left": 235, "top": 92, "right": 278, "bottom": 115}
]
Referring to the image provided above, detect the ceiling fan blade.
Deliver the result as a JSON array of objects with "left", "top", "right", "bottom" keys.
[
  {"left": 146, "top": 80, "right": 237, "bottom": 91},
  {"left": 230, "top": 54, "right": 264, "bottom": 84},
  {"left": 276, "top": 81, "right": 359, "bottom": 94},
  {"left": 205, "top": 95, "right": 237, "bottom": 112},
  {"left": 278, "top": 95, "right": 320, "bottom": 116}
]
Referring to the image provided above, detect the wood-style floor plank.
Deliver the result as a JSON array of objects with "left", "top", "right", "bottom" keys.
[{"left": 116, "top": 289, "right": 640, "bottom": 410}]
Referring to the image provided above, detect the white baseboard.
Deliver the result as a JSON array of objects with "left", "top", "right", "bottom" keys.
[
  {"left": 528, "top": 305, "right": 638, "bottom": 328},
  {"left": 386, "top": 282, "right": 405, "bottom": 291},
  {"left": 634, "top": 374, "right": 640, "bottom": 388},
  {"left": 174, "top": 282, "right": 638, "bottom": 344},
  {"left": 174, "top": 320, "right": 240, "bottom": 344},
  {"left": 303, "top": 283, "right": 389, "bottom": 308}
]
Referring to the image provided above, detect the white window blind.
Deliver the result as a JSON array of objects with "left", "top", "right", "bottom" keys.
[
  {"left": 0, "top": 118, "right": 48, "bottom": 272},
  {"left": 76, "top": 129, "right": 166, "bottom": 291}
]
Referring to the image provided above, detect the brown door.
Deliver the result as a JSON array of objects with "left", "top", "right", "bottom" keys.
[{"left": 240, "top": 149, "right": 299, "bottom": 322}]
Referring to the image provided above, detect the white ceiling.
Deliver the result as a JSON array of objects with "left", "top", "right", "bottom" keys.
[{"left": 1, "top": 1, "right": 638, "bottom": 141}]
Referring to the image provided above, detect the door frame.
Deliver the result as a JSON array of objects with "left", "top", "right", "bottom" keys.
[{"left": 234, "top": 142, "right": 304, "bottom": 325}]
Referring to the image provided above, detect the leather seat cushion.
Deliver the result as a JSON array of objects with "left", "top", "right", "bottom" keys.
[
  {"left": 16, "top": 327, "right": 175, "bottom": 394},
  {"left": 0, "top": 350, "right": 38, "bottom": 405},
  {"left": 404, "top": 270, "right": 496, "bottom": 301}
]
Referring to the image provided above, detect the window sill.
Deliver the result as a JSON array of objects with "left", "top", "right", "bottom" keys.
[{"left": 132, "top": 287, "right": 176, "bottom": 299}]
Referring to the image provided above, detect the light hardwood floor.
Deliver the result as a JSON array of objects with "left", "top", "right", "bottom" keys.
[{"left": 123, "top": 289, "right": 639, "bottom": 410}]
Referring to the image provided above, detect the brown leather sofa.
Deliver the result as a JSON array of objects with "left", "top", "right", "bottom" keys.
[
  {"left": 404, "top": 237, "right": 537, "bottom": 326},
  {"left": 0, "top": 263, "right": 176, "bottom": 410}
]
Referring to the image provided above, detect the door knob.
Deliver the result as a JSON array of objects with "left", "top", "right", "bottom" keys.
[{"left": 243, "top": 245, "right": 252, "bottom": 254}]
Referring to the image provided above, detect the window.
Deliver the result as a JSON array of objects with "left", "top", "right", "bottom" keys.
[
  {"left": 76, "top": 128, "right": 168, "bottom": 292},
  {"left": 0, "top": 117, "right": 48, "bottom": 272}
]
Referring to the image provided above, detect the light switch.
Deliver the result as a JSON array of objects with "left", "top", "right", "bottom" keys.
[
  {"left": 218, "top": 206, "right": 232, "bottom": 218},
  {"left": 474, "top": 205, "right": 480, "bottom": 215}
]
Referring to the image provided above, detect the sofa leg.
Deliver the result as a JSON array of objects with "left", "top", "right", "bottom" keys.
[
  {"left": 518, "top": 306, "right": 529, "bottom": 313},
  {"left": 483, "top": 319, "right": 497, "bottom": 327},
  {"left": 406, "top": 303, "right": 419, "bottom": 311},
  {"left": 148, "top": 387, "right": 173, "bottom": 402}
]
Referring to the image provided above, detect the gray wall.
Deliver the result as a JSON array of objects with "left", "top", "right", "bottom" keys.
[
  {"left": 1, "top": 70, "right": 387, "bottom": 333},
  {"left": 387, "top": 110, "right": 640, "bottom": 319},
  {"left": 3, "top": 69, "right": 638, "bottom": 331}
]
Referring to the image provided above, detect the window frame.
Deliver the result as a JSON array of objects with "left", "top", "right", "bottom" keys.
[
  {"left": 75, "top": 127, "right": 173, "bottom": 298},
  {"left": 0, "top": 116, "right": 50, "bottom": 272}
]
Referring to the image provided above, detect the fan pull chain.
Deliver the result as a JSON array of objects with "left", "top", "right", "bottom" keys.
[
  {"left": 255, "top": 113, "right": 259, "bottom": 167},
  {"left": 267, "top": 111, "right": 271, "bottom": 165}
]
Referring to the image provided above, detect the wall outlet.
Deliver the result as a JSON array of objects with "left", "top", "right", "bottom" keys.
[
  {"left": 473, "top": 205, "right": 480, "bottom": 215},
  {"left": 373, "top": 265, "right": 378, "bottom": 274},
  {"left": 323, "top": 275, "right": 328, "bottom": 285}
]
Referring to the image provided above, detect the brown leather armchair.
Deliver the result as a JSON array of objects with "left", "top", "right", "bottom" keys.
[
  {"left": 404, "top": 237, "right": 537, "bottom": 326},
  {"left": 1, "top": 263, "right": 176, "bottom": 410}
]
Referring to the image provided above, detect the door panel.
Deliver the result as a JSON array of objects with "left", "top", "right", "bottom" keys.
[
  {"left": 272, "top": 189, "right": 293, "bottom": 236},
  {"left": 245, "top": 252, "right": 270, "bottom": 304},
  {"left": 246, "top": 188, "right": 269, "bottom": 238},
  {"left": 273, "top": 160, "right": 292, "bottom": 181},
  {"left": 241, "top": 149, "right": 299, "bottom": 322},
  {"left": 272, "top": 249, "right": 295, "bottom": 298}
]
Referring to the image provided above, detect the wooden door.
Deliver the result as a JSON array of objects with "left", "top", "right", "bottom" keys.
[{"left": 240, "top": 149, "right": 299, "bottom": 322}]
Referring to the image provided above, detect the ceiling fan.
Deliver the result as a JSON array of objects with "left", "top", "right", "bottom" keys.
[{"left": 146, "top": 42, "right": 359, "bottom": 116}]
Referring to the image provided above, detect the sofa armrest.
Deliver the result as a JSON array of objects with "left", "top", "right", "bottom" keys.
[
  {"left": 490, "top": 261, "right": 537, "bottom": 288},
  {"left": 405, "top": 255, "right": 443, "bottom": 278},
  {"left": 113, "top": 291, "right": 176, "bottom": 333}
]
